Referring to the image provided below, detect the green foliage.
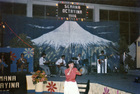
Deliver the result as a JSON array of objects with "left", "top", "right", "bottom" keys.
[
  {"left": 125, "top": 54, "right": 135, "bottom": 69},
  {"left": 119, "top": 36, "right": 129, "bottom": 54},
  {"left": 10, "top": 33, "right": 34, "bottom": 48},
  {"left": 118, "top": 36, "right": 136, "bottom": 71}
]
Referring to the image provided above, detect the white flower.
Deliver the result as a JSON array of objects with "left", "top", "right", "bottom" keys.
[{"left": 23, "top": 48, "right": 34, "bottom": 58}]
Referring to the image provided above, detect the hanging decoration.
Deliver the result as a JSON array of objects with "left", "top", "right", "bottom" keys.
[
  {"left": 23, "top": 48, "right": 34, "bottom": 58},
  {"left": 10, "top": 51, "right": 17, "bottom": 61}
]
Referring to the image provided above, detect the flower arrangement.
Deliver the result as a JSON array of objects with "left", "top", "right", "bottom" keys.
[{"left": 32, "top": 70, "right": 48, "bottom": 84}]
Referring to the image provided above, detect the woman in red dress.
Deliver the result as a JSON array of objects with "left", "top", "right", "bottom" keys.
[{"left": 64, "top": 61, "right": 81, "bottom": 94}]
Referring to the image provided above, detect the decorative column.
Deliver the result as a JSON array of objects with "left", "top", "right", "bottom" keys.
[
  {"left": 136, "top": 37, "right": 140, "bottom": 68},
  {"left": 27, "top": 0, "right": 33, "bottom": 17},
  {"left": 93, "top": 5, "right": 100, "bottom": 22}
]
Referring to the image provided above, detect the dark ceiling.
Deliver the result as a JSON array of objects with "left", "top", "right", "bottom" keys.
[{"left": 57, "top": 0, "right": 140, "bottom": 7}]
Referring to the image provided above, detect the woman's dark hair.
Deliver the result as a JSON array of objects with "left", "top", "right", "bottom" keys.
[
  {"left": 68, "top": 61, "right": 74, "bottom": 64},
  {"left": 66, "top": 61, "right": 74, "bottom": 68}
]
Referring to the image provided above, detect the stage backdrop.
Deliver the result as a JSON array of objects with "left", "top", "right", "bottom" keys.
[
  {"left": 2, "top": 15, "right": 120, "bottom": 70},
  {"left": 0, "top": 48, "right": 34, "bottom": 72}
]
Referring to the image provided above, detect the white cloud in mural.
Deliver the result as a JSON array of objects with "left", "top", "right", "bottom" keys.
[
  {"left": 28, "top": 24, "right": 54, "bottom": 29},
  {"left": 86, "top": 25, "right": 108, "bottom": 29},
  {"left": 32, "top": 21, "right": 113, "bottom": 49}
]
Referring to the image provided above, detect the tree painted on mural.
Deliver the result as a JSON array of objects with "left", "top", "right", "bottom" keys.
[{"left": 10, "top": 33, "right": 34, "bottom": 48}]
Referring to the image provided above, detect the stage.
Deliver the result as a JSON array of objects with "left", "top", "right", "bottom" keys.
[
  {"left": 0, "top": 71, "right": 140, "bottom": 94},
  {"left": 26, "top": 72, "right": 140, "bottom": 94},
  {"left": 47, "top": 73, "right": 140, "bottom": 94}
]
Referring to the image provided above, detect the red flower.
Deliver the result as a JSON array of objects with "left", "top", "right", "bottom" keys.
[
  {"left": 46, "top": 81, "right": 57, "bottom": 92},
  {"left": 10, "top": 51, "right": 17, "bottom": 61}
]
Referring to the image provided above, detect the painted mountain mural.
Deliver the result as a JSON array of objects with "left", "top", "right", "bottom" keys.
[
  {"left": 3, "top": 15, "right": 120, "bottom": 70},
  {"left": 32, "top": 21, "right": 119, "bottom": 70},
  {"left": 32, "top": 21, "right": 113, "bottom": 49}
]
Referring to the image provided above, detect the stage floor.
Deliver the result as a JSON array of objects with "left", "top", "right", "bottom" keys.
[
  {"left": 48, "top": 73, "right": 140, "bottom": 94},
  {"left": 1, "top": 72, "right": 139, "bottom": 94}
]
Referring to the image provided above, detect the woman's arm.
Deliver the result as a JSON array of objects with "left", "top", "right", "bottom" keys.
[
  {"left": 67, "top": 68, "right": 72, "bottom": 75},
  {"left": 75, "top": 68, "right": 81, "bottom": 75},
  {"left": 76, "top": 70, "right": 81, "bottom": 75}
]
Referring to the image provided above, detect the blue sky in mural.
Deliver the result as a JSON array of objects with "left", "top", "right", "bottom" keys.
[
  {"left": 77, "top": 21, "right": 119, "bottom": 42},
  {"left": 3, "top": 15, "right": 120, "bottom": 70}
]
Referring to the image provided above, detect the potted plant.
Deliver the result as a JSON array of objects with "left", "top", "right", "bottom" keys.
[{"left": 32, "top": 70, "right": 48, "bottom": 93}]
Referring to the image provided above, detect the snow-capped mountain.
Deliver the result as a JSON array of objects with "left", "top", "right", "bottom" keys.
[{"left": 32, "top": 21, "right": 113, "bottom": 49}]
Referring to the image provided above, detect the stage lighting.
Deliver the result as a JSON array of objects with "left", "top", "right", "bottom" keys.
[{"left": 3, "top": 25, "right": 5, "bottom": 29}]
